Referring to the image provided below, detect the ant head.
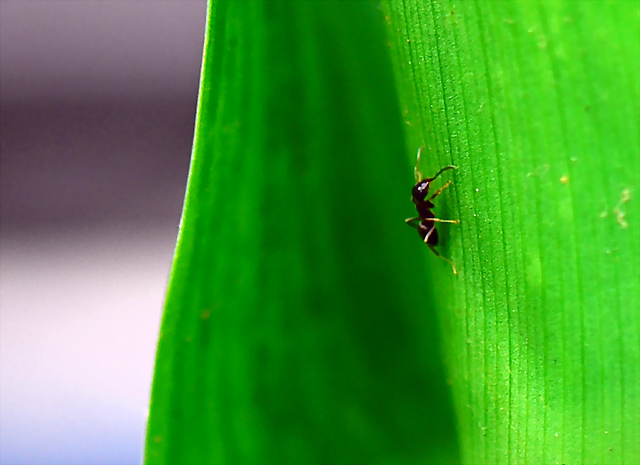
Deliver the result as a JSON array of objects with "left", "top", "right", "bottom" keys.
[{"left": 412, "top": 179, "right": 432, "bottom": 201}]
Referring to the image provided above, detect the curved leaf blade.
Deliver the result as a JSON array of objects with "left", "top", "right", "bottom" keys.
[{"left": 146, "top": 1, "right": 460, "bottom": 463}]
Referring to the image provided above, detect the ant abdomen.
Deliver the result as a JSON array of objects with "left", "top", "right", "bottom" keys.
[{"left": 418, "top": 221, "right": 439, "bottom": 246}]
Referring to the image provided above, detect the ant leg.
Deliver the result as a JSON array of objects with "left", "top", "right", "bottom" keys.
[
  {"left": 428, "top": 180, "right": 453, "bottom": 201},
  {"left": 429, "top": 217, "right": 460, "bottom": 224},
  {"left": 427, "top": 244, "right": 458, "bottom": 275},
  {"left": 405, "top": 217, "right": 422, "bottom": 229}
]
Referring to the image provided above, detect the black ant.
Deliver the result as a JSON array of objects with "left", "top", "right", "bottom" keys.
[{"left": 405, "top": 147, "right": 459, "bottom": 274}]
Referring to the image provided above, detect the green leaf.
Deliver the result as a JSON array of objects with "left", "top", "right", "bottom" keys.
[
  {"left": 382, "top": 0, "right": 640, "bottom": 463},
  {"left": 146, "top": 1, "right": 459, "bottom": 463}
]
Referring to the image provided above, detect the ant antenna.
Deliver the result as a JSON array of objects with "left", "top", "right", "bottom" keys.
[
  {"left": 430, "top": 165, "right": 458, "bottom": 181},
  {"left": 414, "top": 146, "right": 458, "bottom": 182},
  {"left": 414, "top": 146, "right": 424, "bottom": 182}
]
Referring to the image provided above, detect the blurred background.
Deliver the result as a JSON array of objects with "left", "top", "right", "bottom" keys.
[{"left": 0, "top": 1, "right": 207, "bottom": 463}]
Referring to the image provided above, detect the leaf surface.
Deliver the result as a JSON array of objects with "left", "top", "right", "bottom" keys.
[{"left": 382, "top": 1, "right": 640, "bottom": 463}]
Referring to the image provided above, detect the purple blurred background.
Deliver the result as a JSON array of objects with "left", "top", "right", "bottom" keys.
[{"left": 0, "top": 1, "right": 207, "bottom": 463}]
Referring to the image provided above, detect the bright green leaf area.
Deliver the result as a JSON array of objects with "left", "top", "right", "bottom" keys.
[
  {"left": 146, "top": 1, "right": 460, "bottom": 464},
  {"left": 382, "top": 1, "right": 640, "bottom": 464}
]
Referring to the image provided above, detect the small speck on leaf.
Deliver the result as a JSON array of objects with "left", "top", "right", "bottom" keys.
[{"left": 613, "top": 188, "right": 632, "bottom": 229}]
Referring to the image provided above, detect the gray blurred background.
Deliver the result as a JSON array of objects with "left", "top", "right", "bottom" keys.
[{"left": 0, "top": 1, "right": 207, "bottom": 463}]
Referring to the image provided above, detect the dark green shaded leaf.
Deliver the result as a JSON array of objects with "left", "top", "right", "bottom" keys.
[{"left": 146, "top": 1, "right": 459, "bottom": 463}]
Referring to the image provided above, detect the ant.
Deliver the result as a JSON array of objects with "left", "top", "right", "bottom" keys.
[{"left": 405, "top": 147, "right": 459, "bottom": 274}]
